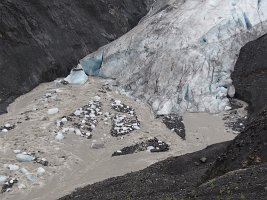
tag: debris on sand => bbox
[162,115,185,140]
[112,137,169,156]
[0,123,16,132]
[111,100,135,116]
[1,178,18,193]
[111,114,140,137]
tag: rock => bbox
[55,132,64,141]
[1,178,18,193]
[36,167,46,177]
[35,158,48,166]
[16,154,34,162]
[227,85,236,98]
[48,108,59,115]
[200,157,207,163]
[91,141,104,149]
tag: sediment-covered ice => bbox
[75,0,267,114]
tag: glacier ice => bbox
[81,53,103,76]
[64,65,88,85]
[75,0,267,114]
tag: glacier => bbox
[70,0,267,114]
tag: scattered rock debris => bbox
[111,115,140,137]
[223,98,248,134]
[162,115,185,140]
[56,97,103,140]
[111,100,135,116]
[1,178,18,193]
[0,123,16,133]
[112,137,169,156]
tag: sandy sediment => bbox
[0,77,241,200]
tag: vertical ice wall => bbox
[76,0,267,114]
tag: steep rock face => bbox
[0,0,149,113]
[204,33,267,180]
[232,34,267,115]
[81,0,267,114]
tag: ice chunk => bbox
[61,118,68,123]
[74,110,82,116]
[4,124,11,128]
[13,150,21,154]
[93,96,101,101]
[75,129,82,136]
[48,108,59,115]
[146,146,155,152]
[18,184,26,189]
[21,168,37,182]
[64,66,88,85]
[7,164,19,171]
[55,132,64,141]
[1,129,8,133]
[16,154,34,162]
[0,175,8,184]
[36,167,45,177]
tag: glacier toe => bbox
[64,65,88,85]
[76,0,267,114]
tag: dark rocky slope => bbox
[232,34,267,115]
[0,0,149,114]
[59,35,267,200]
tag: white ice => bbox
[78,0,267,114]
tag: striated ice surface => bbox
[75,0,267,114]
